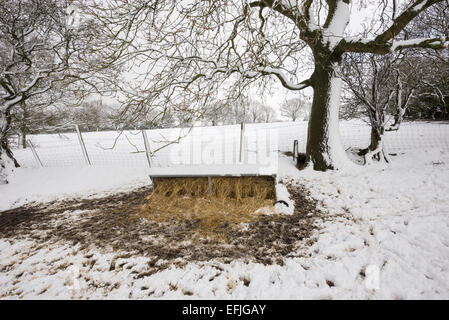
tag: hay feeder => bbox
[144,164,289,214]
[138,165,294,239]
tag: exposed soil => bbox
[0,182,325,273]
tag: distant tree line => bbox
[10,95,282,148]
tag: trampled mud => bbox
[0,183,324,273]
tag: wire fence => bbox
[11,120,449,169]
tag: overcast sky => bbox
[97,1,407,121]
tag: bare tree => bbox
[8,84,75,149]
[202,99,227,126]
[281,96,309,121]
[69,100,118,131]
[11,100,64,149]
[248,100,265,123]
[342,52,419,163]
[244,98,276,123]
[0,0,110,183]
[260,104,277,123]
[202,94,276,125]
[387,65,417,131]
[341,1,448,164]
[0,0,92,183]
[88,0,448,170]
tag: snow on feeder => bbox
[136,125,294,239]
[138,164,292,239]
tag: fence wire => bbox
[11,121,449,169]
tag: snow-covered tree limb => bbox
[339,0,448,54]
[0,0,96,182]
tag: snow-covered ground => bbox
[11,120,449,169]
[280,149,449,299]
[1,146,448,299]
[0,166,150,211]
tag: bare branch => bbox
[339,0,448,53]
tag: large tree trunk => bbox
[0,109,20,184]
[20,126,28,149]
[368,127,383,152]
[20,103,29,149]
[0,146,17,184]
[305,54,352,171]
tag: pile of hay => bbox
[136,176,276,240]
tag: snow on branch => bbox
[322,0,351,50]
[256,67,312,90]
[338,0,447,54]
[390,38,449,51]
[179,64,311,92]
[342,36,448,54]
[374,0,442,44]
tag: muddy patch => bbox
[0,183,324,273]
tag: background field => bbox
[12,120,449,168]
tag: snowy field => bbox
[11,120,449,169]
[0,121,449,299]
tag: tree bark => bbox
[20,126,28,149]
[0,108,20,183]
[368,127,382,152]
[306,51,351,170]
[20,103,29,149]
[359,127,382,152]
[358,126,389,163]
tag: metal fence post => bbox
[207,176,213,197]
[141,129,152,168]
[75,124,91,165]
[27,139,43,167]
[239,122,244,163]
[293,139,298,161]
